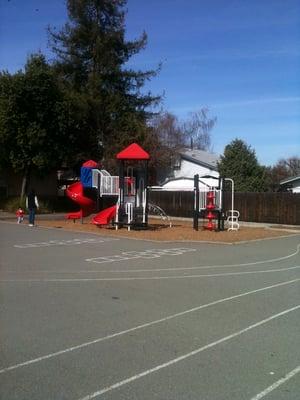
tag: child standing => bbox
[16,207,24,224]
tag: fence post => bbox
[193,174,199,231]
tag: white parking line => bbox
[0,278,299,375]
[1,265,300,282]
[249,365,300,400]
[77,305,300,400]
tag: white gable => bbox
[173,158,219,180]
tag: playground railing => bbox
[226,210,240,231]
[199,188,222,210]
[100,176,119,196]
[92,169,111,189]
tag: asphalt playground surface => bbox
[0,221,299,400]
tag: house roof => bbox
[161,177,219,190]
[280,175,300,185]
[180,149,219,170]
[116,143,150,160]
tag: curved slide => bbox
[92,205,116,226]
[65,182,95,219]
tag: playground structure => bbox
[66,143,151,230]
[65,160,98,220]
[114,143,149,229]
[192,174,239,231]
[193,174,224,231]
[65,143,239,231]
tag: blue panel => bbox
[81,167,92,188]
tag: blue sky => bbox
[1,0,299,166]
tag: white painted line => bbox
[4,244,299,274]
[91,243,300,273]
[77,304,300,400]
[0,278,299,375]
[1,265,300,282]
[5,244,300,274]
[249,365,300,400]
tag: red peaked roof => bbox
[82,160,98,168]
[116,143,150,160]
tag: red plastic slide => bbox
[65,182,95,219]
[92,205,116,226]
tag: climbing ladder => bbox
[227,210,240,231]
[148,203,172,227]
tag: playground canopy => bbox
[116,143,150,160]
[82,160,98,168]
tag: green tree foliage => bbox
[0,54,71,197]
[48,0,160,163]
[218,139,268,192]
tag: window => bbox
[172,156,181,170]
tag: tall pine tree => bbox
[49,0,160,163]
[218,139,268,192]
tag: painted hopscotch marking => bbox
[86,247,196,264]
[95,243,300,273]
[6,244,299,274]
[14,237,119,249]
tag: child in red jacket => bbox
[16,207,24,224]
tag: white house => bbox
[172,149,219,179]
[157,149,220,190]
[280,176,300,193]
